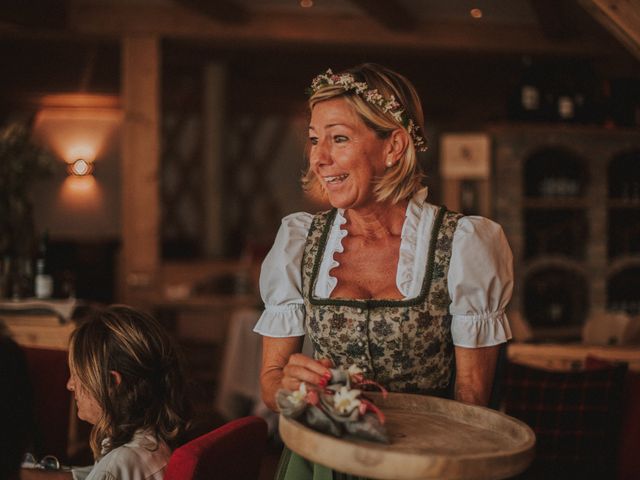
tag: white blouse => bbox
[254,188,513,348]
[72,430,171,480]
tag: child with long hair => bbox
[22,305,191,480]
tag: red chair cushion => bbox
[23,347,71,461]
[165,416,268,480]
[0,336,34,478]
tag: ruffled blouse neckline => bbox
[314,188,430,299]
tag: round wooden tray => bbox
[279,392,535,480]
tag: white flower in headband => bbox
[309,69,428,152]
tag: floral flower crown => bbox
[309,69,428,152]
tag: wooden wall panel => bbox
[120,36,160,302]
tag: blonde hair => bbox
[302,63,426,205]
[69,306,190,458]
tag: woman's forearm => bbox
[260,336,303,411]
[453,345,500,407]
[260,364,285,411]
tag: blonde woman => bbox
[22,306,190,480]
[254,63,514,479]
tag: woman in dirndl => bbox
[254,63,513,480]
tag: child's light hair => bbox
[69,305,190,458]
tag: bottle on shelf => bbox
[572,79,591,124]
[567,62,595,124]
[556,75,577,123]
[0,255,10,299]
[509,56,543,122]
[598,79,616,128]
[12,257,33,299]
[34,231,53,299]
[557,95,575,122]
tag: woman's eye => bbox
[309,137,318,145]
[334,135,348,143]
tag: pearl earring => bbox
[386,159,393,167]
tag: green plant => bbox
[0,120,54,257]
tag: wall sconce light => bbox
[67,158,94,176]
[33,93,121,174]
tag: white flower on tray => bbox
[287,382,308,406]
[333,386,362,415]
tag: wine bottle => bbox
[518,56,542,121]
[34,231,53,299]
[556,76,576,123]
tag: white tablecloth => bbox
[215,306,314,435]
[215,307,278,433]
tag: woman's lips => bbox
[324,174,349,185]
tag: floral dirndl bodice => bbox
[301,206,462,396]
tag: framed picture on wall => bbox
[440,132,492,217]
[440,133,491,179]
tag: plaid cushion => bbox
[504,361,627,479]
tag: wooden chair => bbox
[165,416,268,480]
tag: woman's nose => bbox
[311,139,331,166]
[67,376,74,391]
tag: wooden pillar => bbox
[588,148,608,312]
[202,62,226,257]
[119,36,160,303]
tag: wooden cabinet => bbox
[491,125,640,340]
[0,299,78,349]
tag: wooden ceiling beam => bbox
[64,4,615,57]
[529,0,580,40]
[578,0,640,60]
[0,0,67,29]
[347,0,417,32]
[173,0,249,25]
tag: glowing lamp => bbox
[67,158,94,176]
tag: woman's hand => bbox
[282,353,332,392]
[260,336,332,411]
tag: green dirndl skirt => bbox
[275,446,370,480]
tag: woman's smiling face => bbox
[308,97,389,210]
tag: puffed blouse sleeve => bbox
[253,212,313,337]
[448,216,514,347]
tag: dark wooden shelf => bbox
[494,127,640,342]
[608,257,640,271]
[487,123,640,136]
[523,257,586,276]
[523,197,587,209]
[607,200,640,209]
